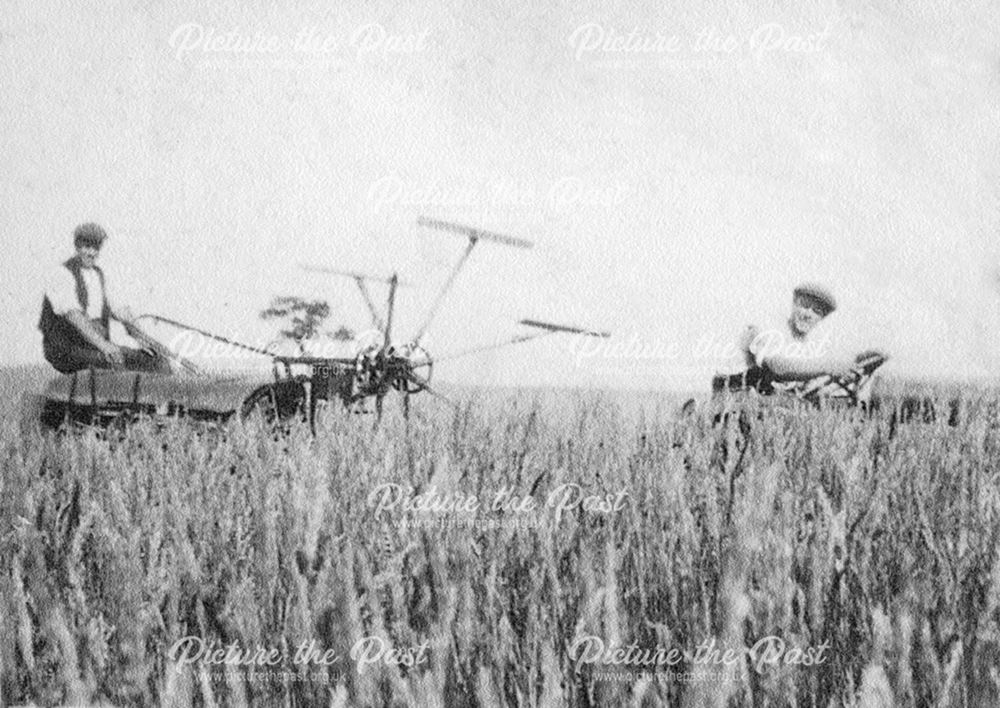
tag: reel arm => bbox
[298,264,415,332]
[412,217,534,344]
[436,318,610,362]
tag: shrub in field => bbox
[1,386,999,706]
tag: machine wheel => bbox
[396,343,433,394]
[240,381,307,424]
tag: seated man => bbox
[39,223,171,374]
[714,283,886,405]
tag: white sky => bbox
[3,0,1000,390]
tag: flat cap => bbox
[793,282,836,314]
[73,222,107,247]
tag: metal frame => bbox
[41,217,612,429]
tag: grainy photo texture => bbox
[3,0,1000,706]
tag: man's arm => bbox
[107,303,189,374]
[107,298,136,326]
[47,268,124,364]
[749,327,858,381]
[738,325,759,368]
[109,301,151,343]
[63,310,124,365]
[762,353,857,382]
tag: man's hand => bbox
[114,306,139,331]
[101,343,125,367]
[65,310,125,365]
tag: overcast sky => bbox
[3,0,999,389]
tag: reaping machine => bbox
[31,217,611,429]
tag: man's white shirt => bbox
[747,321,833,370]
[746,316,857,399]
[46,265,111,319]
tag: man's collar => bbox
[67,255,97,270]
[786,317,808,341]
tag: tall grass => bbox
[2,379,999,706]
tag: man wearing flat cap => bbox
[38,223,170,374]
[719,282,886,402]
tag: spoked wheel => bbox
[395,343,433,394]
[240,381,308,425]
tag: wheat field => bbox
[2,370,999,707]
